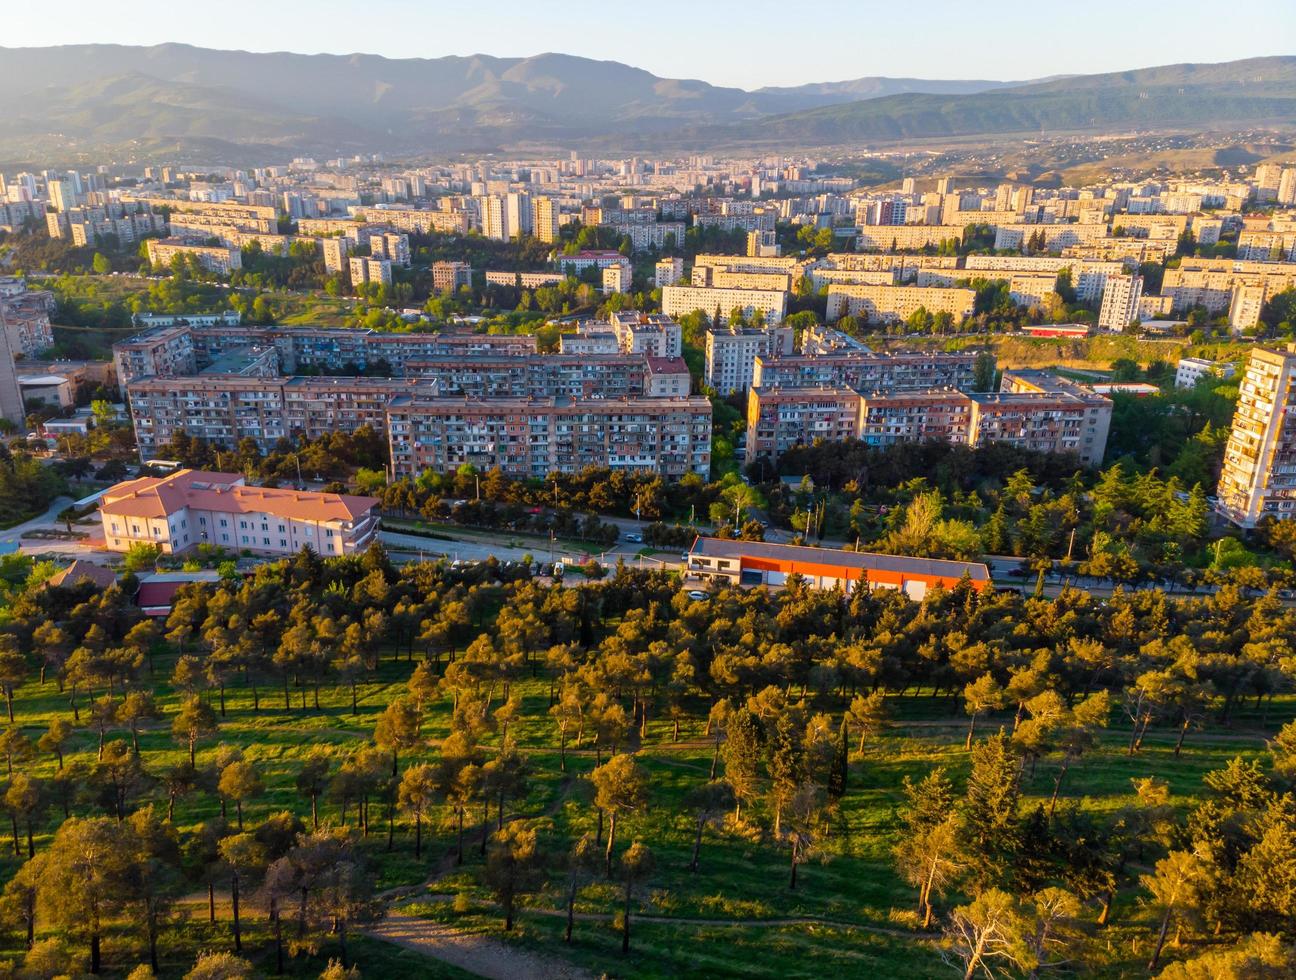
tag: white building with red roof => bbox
[98,469,380,557]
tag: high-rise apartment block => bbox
[1097,274,1143,331]
[432,261,473,293]
[1218,346,1296,527]
[349,257,393,287]
[705,326,795,394]
[532,196,560,243]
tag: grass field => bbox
[0,613,1284,979]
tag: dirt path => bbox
[364,910,595,980]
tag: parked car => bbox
[624,532,643,543]
[686,589,709,601]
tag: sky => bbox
[6,0,1295,90]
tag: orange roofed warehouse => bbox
[686,536,991,600]
[99,469,380,557]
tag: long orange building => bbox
[686,537,990,599]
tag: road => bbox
[0,496,74,546]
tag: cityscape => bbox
[0,5,1295,977]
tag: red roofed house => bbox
[98,469,380,557]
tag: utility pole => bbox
[1065,527,1076,563]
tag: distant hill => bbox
[0,45,1291,160]
[746,57,1296,142]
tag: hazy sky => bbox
[7,0,1294,89]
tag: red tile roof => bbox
[100,469,378,524]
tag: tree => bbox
[296,751,331,829]
[374,696,422,776]
[1156,932,1296,979]
[218,760,264,831]
[484,823,540,931]
[942,888,1025,980]
[0,636,29,723]
[686,780,735,873]
[217,833,266,955]
[846,690,888,754]
[172,696,217,765]
[564,832,600,943]
[960,732,1021,891]
[720,707,762,820]
[1142,849,1208,971]
[963,673,1006,750]
[38,717,74,770]
[29,816,135,973]
[397,763,437,858]
[183,951,255,980]
[118,691,160,757]
[591,753,648,876]
[92,253,112,275]
[4,774,44,859]
[619,841,654,955]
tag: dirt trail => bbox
[364,910,595,980]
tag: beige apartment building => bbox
[386,395,713,479]
[99,469,379,557]
[745,387,864,468]
[661,285,788,325]
[826,283,976,325]
[146,239,242,275]
[705,326,795,394]
[1218,346,1296,527]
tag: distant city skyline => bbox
[5,0,1294,91]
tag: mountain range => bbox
[0,44,1293,160]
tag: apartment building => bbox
[146,239,242,275]
[644,357,692,397]
[826,283,976,325]
[321,237,353,273]
[532,196,560,243]
[432,261,473,293]
[0,312,26,427]
[349,257,392,287]
[752,350,979,393]
[661,285,788,325]
[857,390,974,448]
[691,267,793,292]
[655,257,684,287]
[1218,346,1296,527]
[99,469,379,557]
[997,370,1113,466]
[1097,274,1143,331]
[370,233,411,266]
[855,225,965,251]
[385,395,713,479]
[404,353,651,399]
[609,312,682,358]
[125,376,431,457]
[355,207,469,236]
[0,283,55,356]
[745,387,865,467]
[705,327,795,394]
[992,224,1109,251]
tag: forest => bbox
[0,541,1291,977]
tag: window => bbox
[241,535,248,544]
[220,519,228,528]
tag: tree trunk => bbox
[565,880,577,942]
[479,799,489,856]
[311,793,318,829]
[271,897,284,974]
[1097,889,1113,926]
[456,808,464,865]
[414,812,422,857]
[1148,909,1172,971]
[231,871,242,952]
[710,740,720,779]
[1174,716,1190,757]
[90,931,101,975]
[789,841,798,890]
[559,728,567,772]
[621,872,632,954]
[965,713,977,750]
[8,813,17,856]
[1047,759,1071,818]
[236,799,244,831]
[690,815,705,872]
[208,881,215,923]
[339,917,348,968]
[605,811,618,877]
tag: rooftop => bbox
[99,469,378,523]
[689,537,990,582]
